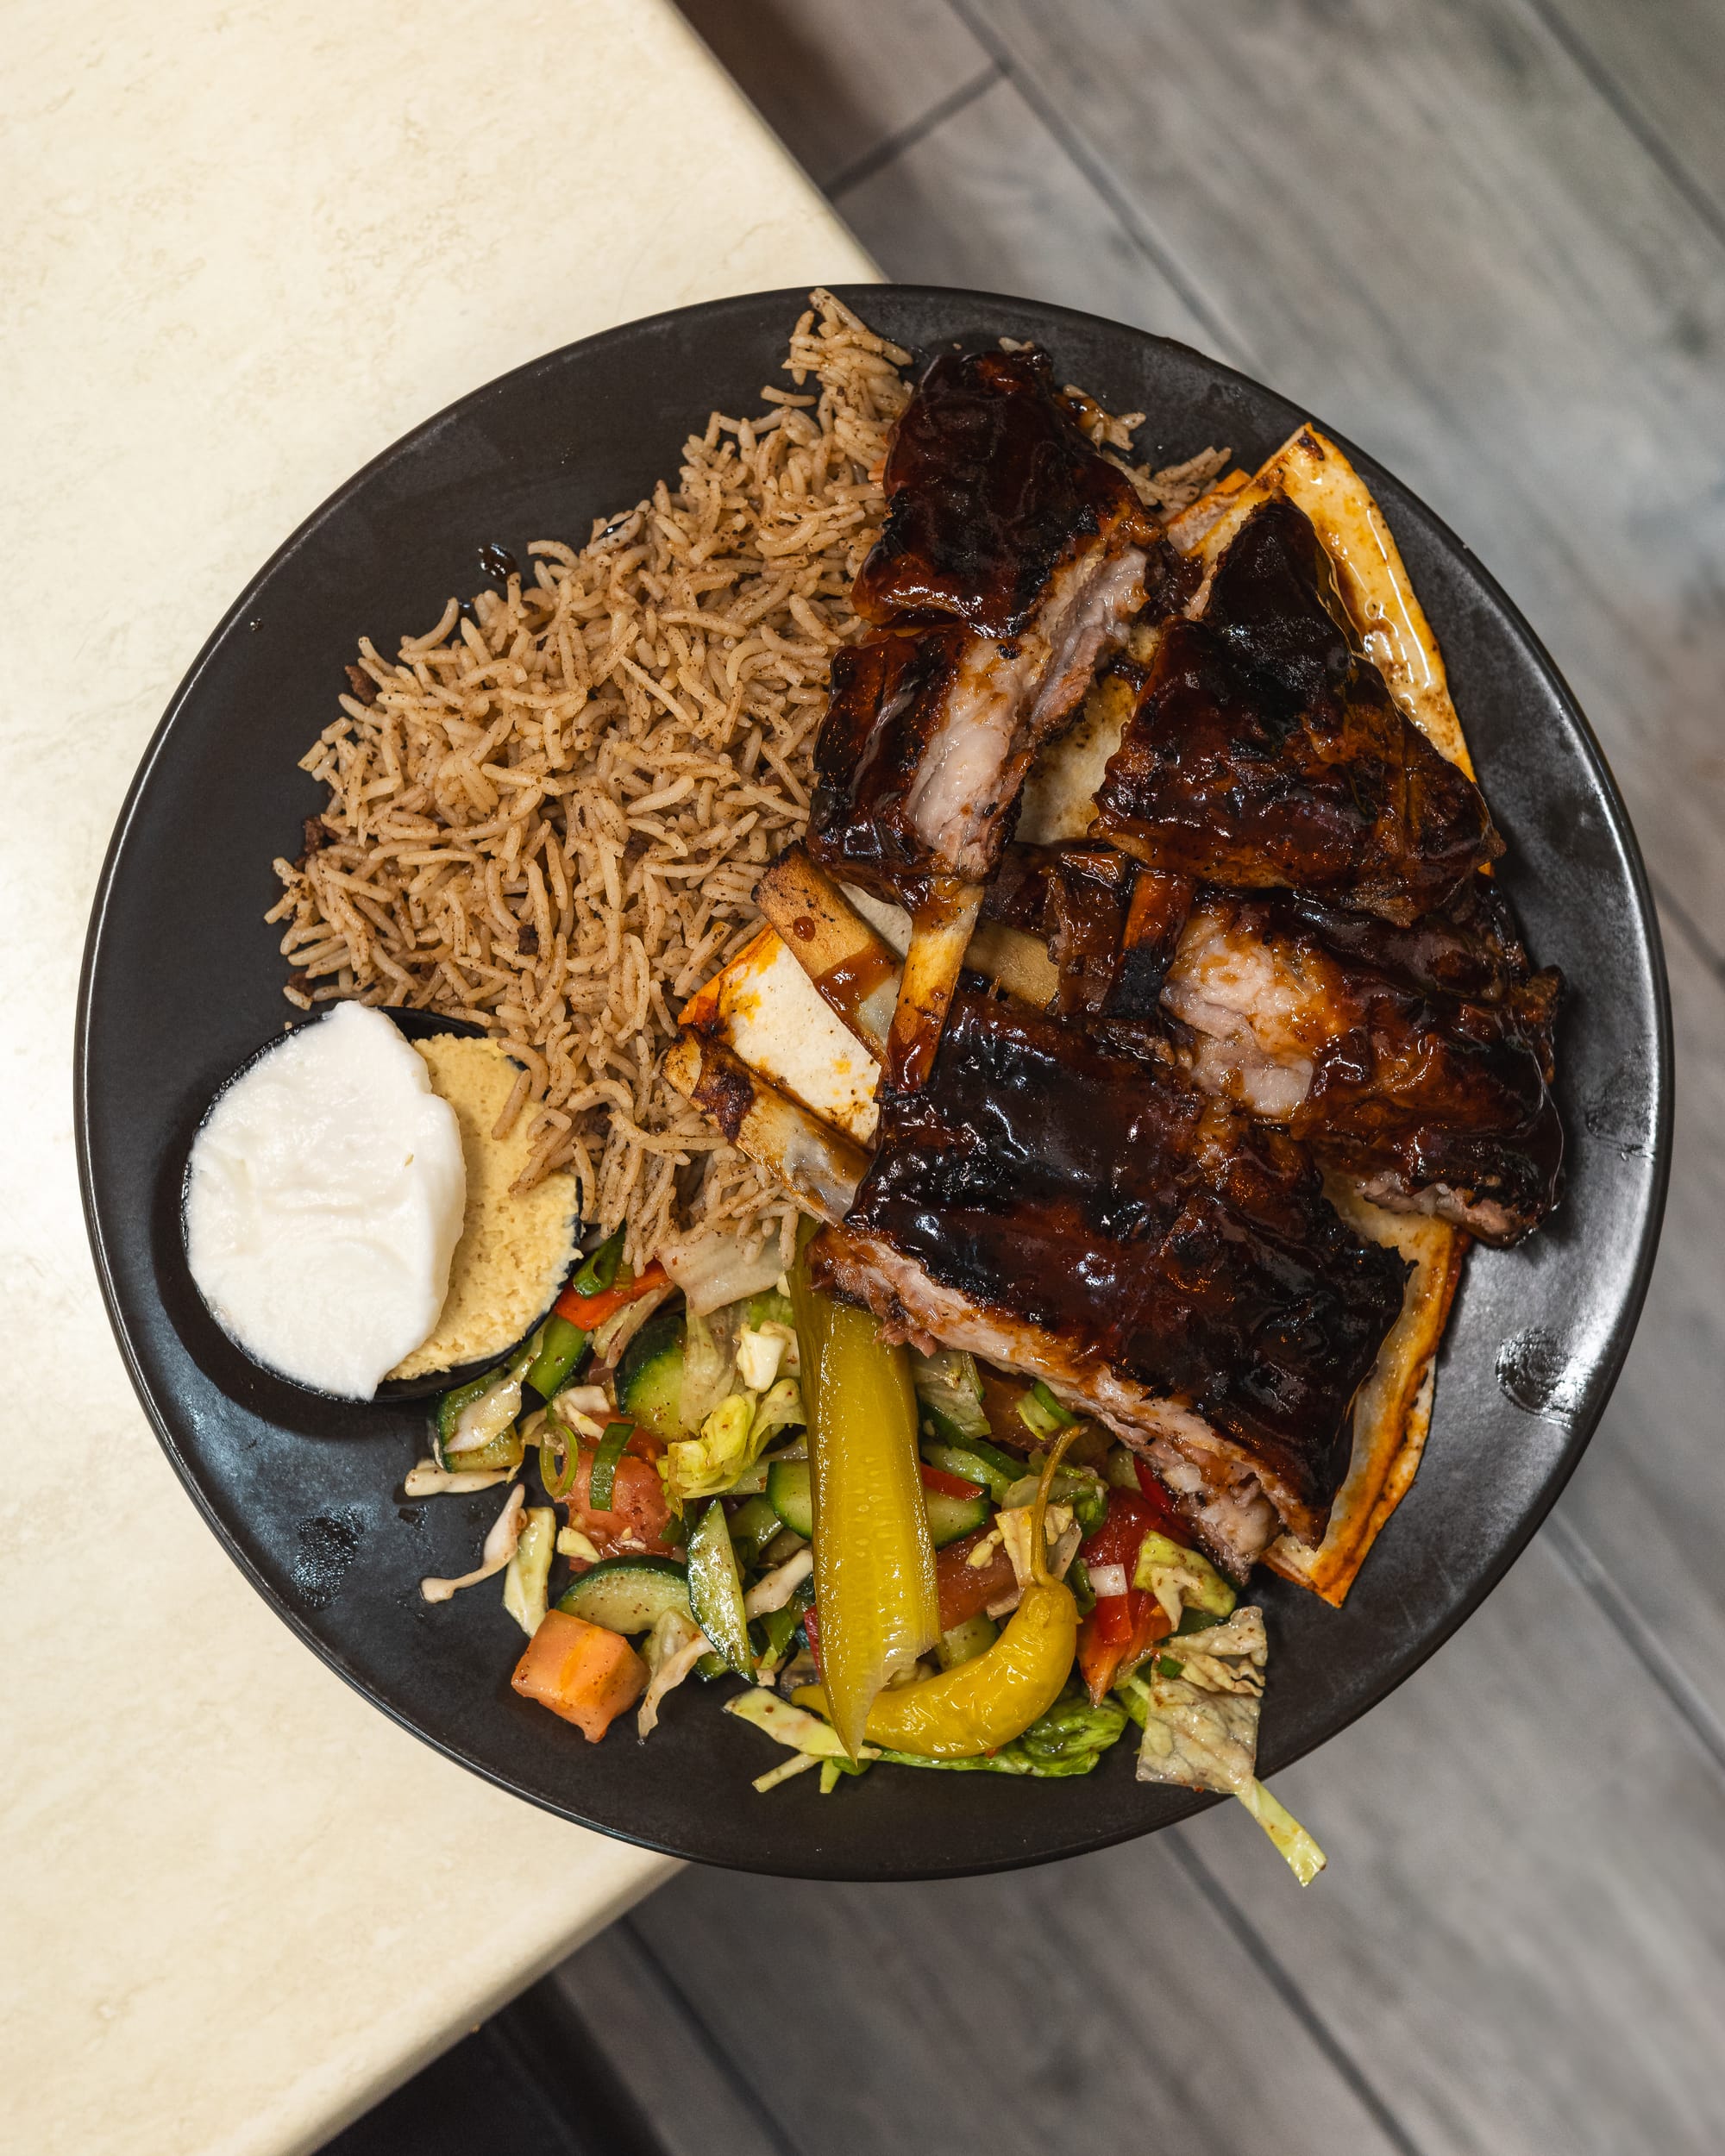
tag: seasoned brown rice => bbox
[267,292,1225,1274]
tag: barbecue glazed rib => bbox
[1162,878,1564,1244]
[985,837,1564,1244]
[983,842,1191,1023]
[1094,494,1502,924]
[810,990,1409,1577]
[813,349,1194,893]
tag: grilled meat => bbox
[810,989,1409,1575]
[812,349,1195,893]
[1095,493,1502,924]
[1163,877,1564,1244]
[984,842,1192,1022]
[854,347,1160,642]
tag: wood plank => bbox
[1534,0,1725,226]
[836,72,1219,351]
[621,1831,1410,2155]
[574,1526,1725,2153]
[1195,1531,1725,2153]
[549,1918,792,2156]
[672,0,992,191]
[1552,913,1725,1734]
[967,0,1725,962]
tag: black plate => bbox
[77,287,1671,1879]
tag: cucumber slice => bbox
[923,1486,992,1549]
[556,1554,690,1635]
[687,1501,754,1677]
[937,1612,998,1670]
[616,1308,692,1438]
[920,1437,1017,1504]
[727,1493,784,1569]
[442,1424,524,1474]
[524,1313,588,1402]
[769,1456,985,1549]
[766,1459,813,1540]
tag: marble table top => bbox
[0,3,873,2148]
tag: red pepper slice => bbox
[919,1462,985,1500]
[1131,1456,1195,1548]
[1077,1588,1170,1704]
[555,1260,668,1332]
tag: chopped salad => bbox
[416,1222,1325,1884]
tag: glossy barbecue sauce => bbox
[806,630,967,909]
[1243,881,1565,1242]
[852,348,1153,636]
[1095,494,1502,924]
[846,990,1408,1519]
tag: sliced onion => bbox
[1088,1562,1130,1600]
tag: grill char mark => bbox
[1095,494,1501,924]
[854,347,1149,636]
[827,989,1408,1544]
[1164,875,1565,1244]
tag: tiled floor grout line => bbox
[938,0,1251,364]
[826,59,1004,202]
[1515,0,1725,260]
[1168,1833,1427,2156]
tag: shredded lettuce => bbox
[726,1688,866,1760]
[1132,1530,1237,1631]
[910,1346,991,1441]
[1000,1463,1107,1535]
[1237,1777,1327,1884]
[1133,1604,1266,1796]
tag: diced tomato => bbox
[1077,1589,1170,1703]
[935,1525,1017,1633]
[975,1364,1038,1445]
[919,1462,985,1500]
[802,1600,822,1675]
[511,1609,647,1740]
[566,1432,674,1558]
[555,1261,669,1332]
[1082,1487,1156,1570]
[1131,1456,1195,1547]
[1076,1485,1178,1701]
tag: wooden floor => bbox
[543,4,1725,2148]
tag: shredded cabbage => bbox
[910,1346,990,1440]
[1132,1605,1266,1797]
[637,1608,708,1739]
[502,1507,555,1636]
[662,1376,806,1507]
[680,1302,741,1428]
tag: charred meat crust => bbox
[853,347,1156,636]
[1167,876,1565,1244]
[806,629,969,909]
[1095,494,1502,924]
[984,842,1195,1020]
[810,1219,1281,1579]
[831,989,1408,1540]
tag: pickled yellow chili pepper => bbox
[797,1434,1079,1759]
[787,1228,939,1759]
